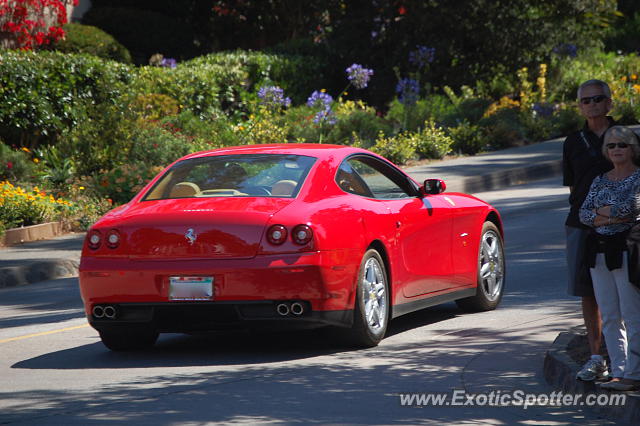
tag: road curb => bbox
[455,159,562,193]
[0,259,79,288]
[544,330,640,423]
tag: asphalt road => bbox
[0,177,621,425]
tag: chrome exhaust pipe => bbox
[290,302,304,316]
[103,305,117,319]
[276,303,290,316]
[92,305,104,318]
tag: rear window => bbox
[143,154,316,200]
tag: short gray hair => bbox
[577,79,612,99]
[602,125,640,161]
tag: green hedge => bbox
[185,50,327,105]
[0,50,132,148]
[52,23,132,64]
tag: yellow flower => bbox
[633,84,640,94]
[320,88,326,93]
[622,76,628,82]
[21,147,30,153]
[79,186,85,190]
[632,74,638,81]
[33,158,39,163]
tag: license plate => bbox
[169,276,214,301]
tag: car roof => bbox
[181,144,370,162]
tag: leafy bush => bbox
[0,144,39,184]
[184,50,327,106]
[549,106,583,137]
[414,120,454,159]
[322,101,392,147]
[448,121,488,155]
[126,125,207,166]
[132,63,246,118]
[161,111,239,147]
[0,50,132,149]
[479,108,527,149]
[130,93,180,121]
[0,181,74,228]
[84,163,165,206]
[386,95,457,131]
[370,132,416,165]
[51,23,132,63]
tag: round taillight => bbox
[267,225,288,245]
[88,230,101,250]
[292,224,313,245]
[106,230,120,249]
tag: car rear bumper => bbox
[80,250,360,330]
[88,301,353,333]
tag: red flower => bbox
[6,161,13,170]
[398,5,407,15]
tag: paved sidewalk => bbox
[0,233,83,288]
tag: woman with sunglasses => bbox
[580,125,640,391]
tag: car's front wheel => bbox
[98,328,159,351]
[345,249,390,347]
[456,221,505,312]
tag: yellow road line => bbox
[0,324,90,344]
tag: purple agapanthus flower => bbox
[257,85,291,109]
[306,90,333,109]
[313,108,337,125]
[160,58,177,68]
[396,78,420,105]
[409,45,435,69]
[307,90,336,125]
[346,64,374,89]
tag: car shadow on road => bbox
[11,303,465,371]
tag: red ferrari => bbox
[79,144,505,350]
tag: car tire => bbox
[344,249,390,347]
[98,328,159,351]
[456,221,505,312]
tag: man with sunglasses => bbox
[562,79,615,382]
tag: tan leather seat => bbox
[170,182,200,198]
[271,180,297,197]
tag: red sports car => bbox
[79,144,505,350]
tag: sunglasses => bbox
[580,95,608,105]
[606,142,630,149]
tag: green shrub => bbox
[0,143,39,184]
[132,63,246,118]
[370,131,416,165]
[130,93,180,121]
[0,181,74,228]
[386,95,457,132]
[448,121,488,155]
[52,23,132,64]
[414,120,454,160]
[126,125,208,167]
[161,111,239,147]
[549,106,583,138]
[612,101,640,125]
[321,101,392,147]
[85,163,166,206]
[479,108,527,149]
[186,50,327,105]
[0,50,132,149]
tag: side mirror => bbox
[422,179,446,195]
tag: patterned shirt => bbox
[580,169,640,235]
